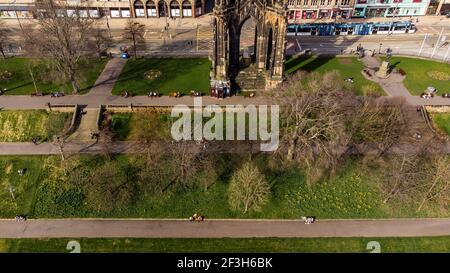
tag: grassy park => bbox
[0,154,447,219]
[385,57,450,96]
[285,56,385,96]
[112,58,211,96]
[0,110,70,142]
[431,113,450,136]
[2,237,450,253]
[0,57,108,95]
[109,111,172,141]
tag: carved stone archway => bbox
[211,0,287,90]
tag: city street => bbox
[2,15,449,61]
[285,29,450,62]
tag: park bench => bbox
[190,90,202,97]
[244,92,256,98]
[169,91,181,98]
[121,91,133,98]
[147,91,160,98]
[31,92,44,97]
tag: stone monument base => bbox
[375,61,390,79]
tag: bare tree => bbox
[417,156,450,211]
[228,161,270,213]
[348,97,408,155]
[53,135,66,161]
[0,21,8,59]
[90,27,111,57]
[165,139,210,189]
[99,118,114,161]
[380,145,450,212]
[123,20,145,58]
[29,0,93,94]
[83,161,138,212]
[27,59,40,94]
[274,71,353,184]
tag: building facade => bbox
[352,0,431,18]
[286,0,431,20]
[435,0,450,14]
[287,0,355,20]
[0,0,208,19]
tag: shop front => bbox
[352,7,366,17]
[366,6,389,17]
[318,9,331,19]
[302,10,317,19]
[340,8,353,18]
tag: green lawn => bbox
[0,156,44,217]
[0,155,446,219]
[0,57,108,95]
[0,110,70,142]
[385,57,450,96]
[109,111,172,141]
[112,58,211,96]
[1,237,450,253]
[285,56,385,96]
[431,113,450,136]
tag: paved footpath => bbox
[1,218,450,238]
[1,141,449,155]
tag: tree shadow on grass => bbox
[389,61,401,70]
[4,82,33,93]
[285,55,332,75]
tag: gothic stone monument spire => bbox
[211,0,288,91]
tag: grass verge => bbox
[285,56,385,96]
[1,237,450,253]
[112,58,211,96]
[0,57,108,95]
[0,110,70,142]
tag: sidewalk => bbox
[1,218,450,238]
[1,141,449,155]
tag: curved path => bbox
[1,218,450,238]
[361,55,450,106]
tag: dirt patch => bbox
[4,163,13,174]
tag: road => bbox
[3,16,450,61]
[1,218,450,238]
[285,31,450,62]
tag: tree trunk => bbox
[59,145,65,161]
[133,35,137,58]
[28,66,39,93]
[0,46,5,59]
[70,73,80,94]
